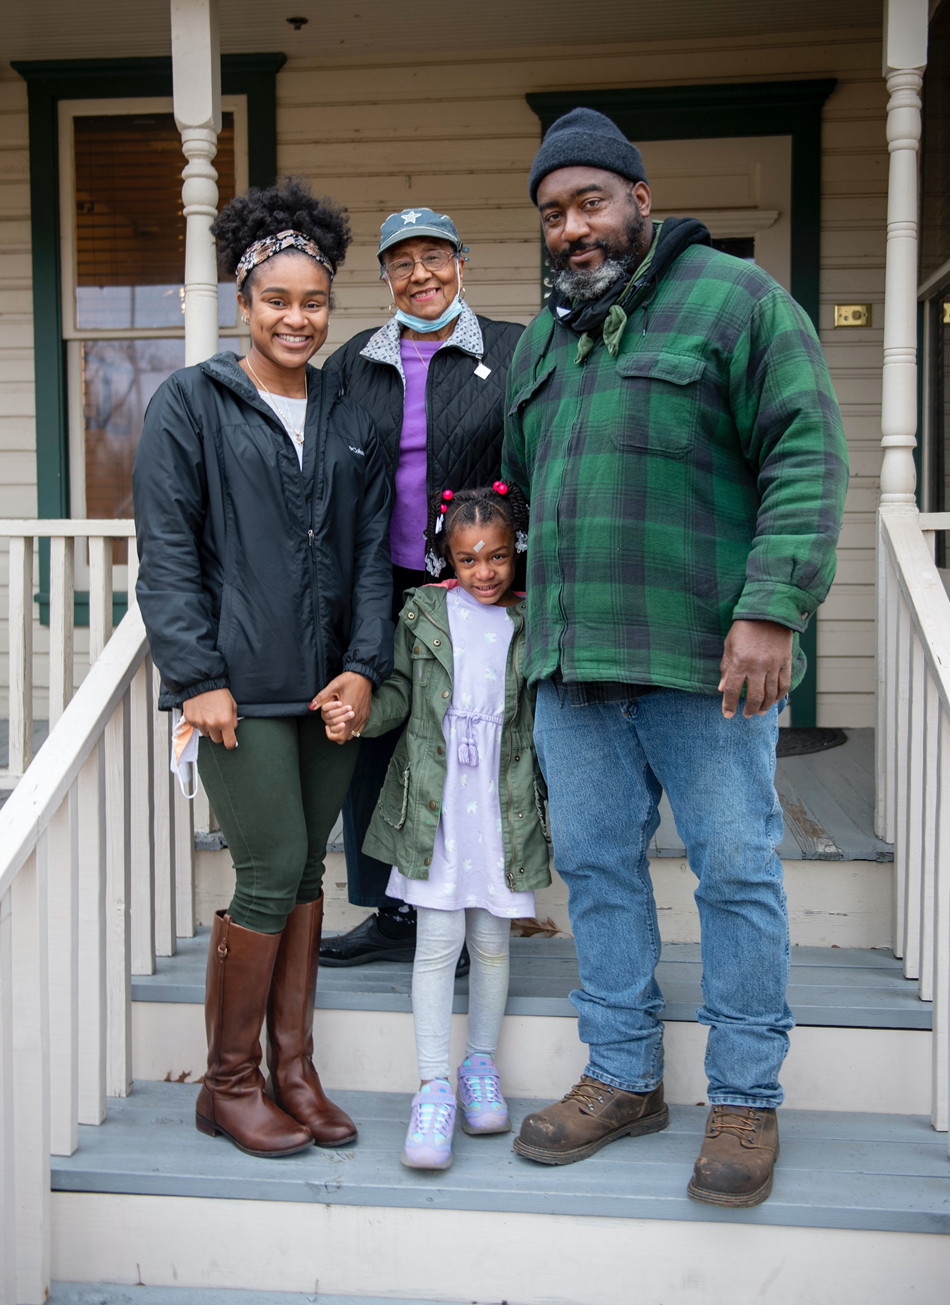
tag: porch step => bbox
[51,1081,949,1236]
[49,1288,461,1305]
[133,932,929,1030]
[129,934,933,1115]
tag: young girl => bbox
[319,483,551,1170]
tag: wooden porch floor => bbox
[1,724,893,863]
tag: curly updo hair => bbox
[211,176,351,296]
[423,483,530,579]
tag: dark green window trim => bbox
[525,79,837,727]
[12,53,286,625]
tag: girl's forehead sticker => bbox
[472,540,485,553]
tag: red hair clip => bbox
[442,489,453,502]
[493,481,508,495]
[439,503,448,514]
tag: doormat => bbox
[777,727,847,758]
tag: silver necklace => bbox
[245,358,307,444]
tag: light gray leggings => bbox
[413,906,511,1082]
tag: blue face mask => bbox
[394,294,463,335]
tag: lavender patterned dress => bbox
[385,585,536,918]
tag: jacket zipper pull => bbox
[308,529,314,547]
[507,871,515,890]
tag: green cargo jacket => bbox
[361,581,552,893]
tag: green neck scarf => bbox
[574,222,663,365]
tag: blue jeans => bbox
[534,680,792,1108]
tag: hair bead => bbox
[442,490,453,501]
[492,481,508,495]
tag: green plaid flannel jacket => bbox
[502,237,849,694]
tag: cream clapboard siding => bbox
[0,69,37,719]
[0,27,887,724]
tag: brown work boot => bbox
[687,1105,779,1207]
[265,897,357,1148]
[196,910,313,1158]
[513,1076,668,1165]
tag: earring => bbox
[241,314,249,324]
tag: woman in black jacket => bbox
[133,180,392,1159]
[318,206,524,969]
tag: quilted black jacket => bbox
[322,304,524,495]
[132,351,394,714]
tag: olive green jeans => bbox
[197,716,359,934]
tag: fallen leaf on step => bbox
[510,916,560,938]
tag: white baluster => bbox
[0,886,15,1305]
[875,521,895,840]
[172,0,221,366]
[49,535,75,726]
[894,595,912,959]
[933,709,950,1136]
[47,788,79,1157]
[152,662,177,958]
[77,740,107,1125]
[902,633,925,978]
[175,785,196,938]
[130,658,156,976]
[919,673,941,1004]
[104,693,132,1098]
[88,536,113,664]
[8,534,34,777]
[126,530,139,610]
[12,842,51,1305]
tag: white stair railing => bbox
[0,521,193,1305]
[877,506,950,1146]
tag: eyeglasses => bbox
[382,249,458,281]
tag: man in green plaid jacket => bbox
[503,109,849,1207]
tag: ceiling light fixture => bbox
[286,16,309,31]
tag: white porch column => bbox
[879,0,928,504]
[875,1,930,840]
[171,0,221,366]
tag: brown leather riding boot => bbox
[513,1075,668,1165]
[687,1105,780,1207]
[196,910,313,1158]
[265,897,358,1147]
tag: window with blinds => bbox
[74,111,237,328]
[70,110,240,557]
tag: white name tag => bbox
[474,362,492,379]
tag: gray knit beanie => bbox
[528,107,648,205]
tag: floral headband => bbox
[235,229,334,291]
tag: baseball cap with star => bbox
[376,207,467,263]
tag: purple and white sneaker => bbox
[457,1055,511,1135]
[401,1079,457,1170]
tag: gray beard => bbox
[553,255,630,302]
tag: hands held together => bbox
[310,671,373,744]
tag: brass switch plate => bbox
[834,303,872,327]
[943,301,950,325]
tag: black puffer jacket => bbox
[132,352,393,715]
[322,303,524,494]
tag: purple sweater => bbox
[390,338,442,568]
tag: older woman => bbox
[319,207,524,967]
[133,180,393,1157]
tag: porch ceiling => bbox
[4,0,882,65]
